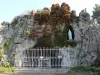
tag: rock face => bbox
[70,9,100,66]
[0,15,37,64]
[0,9,100,68]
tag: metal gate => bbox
[15,48,70,69]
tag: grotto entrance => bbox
[32,44,62,68]
[15,44,64,68]
[14,39,72,74]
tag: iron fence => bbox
[15,48,71,68]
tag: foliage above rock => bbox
[29,2,76,47]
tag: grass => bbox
[71,66,100,75]
[0,66,14,73]
[71,66,100,71]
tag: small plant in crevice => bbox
[4,39,11,51]
[26,31,31,37]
